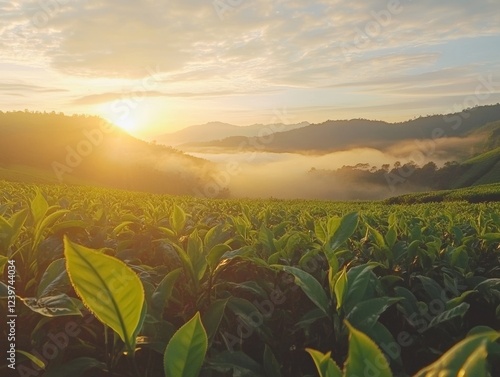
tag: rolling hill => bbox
[384,183,500,204]
[451,147,500,188]
[180,104,500,154]
[155,121,309,146]
[0,111,217,195]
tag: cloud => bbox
[0,81,66,93]
[1,0,500,129]
[71,89,278,105]
[4,0,499,82]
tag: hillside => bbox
[0,111,217,195]
[451,147,500,188]
[156,121,309,146]
[181,104,500,154]
[384,183,500,204]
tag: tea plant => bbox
[0,180,499,376]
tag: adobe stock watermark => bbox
[341,0,411,62]
[15,265,135,376]
[51,65,162,182]
[223,253,335,351]
[6,260,17,371]
[385,73,500,192]
[193,107,296,198]
[11,0,75,40]
[31,0,72,30]
[15,315,95,377]
[375,280,468,376]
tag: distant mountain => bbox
[155,121,309,146]
[181,104,500,154]
[304,119,500,200]
[0,111,218,195]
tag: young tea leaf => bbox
[164,312,208,377]
[306,348,342,377]
[64,237,144,353]
[171,205,186,235]
[344,321,393,377]
[329,212,359,252]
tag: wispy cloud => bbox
[0,81,67,93]
[1,0,500,131]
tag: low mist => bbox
[189,140,463,200]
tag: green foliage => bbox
[274,265,330,316]
[307,322,394,377]
[385,182,500,204]
[414,330,500,376]
[1,180,499,376]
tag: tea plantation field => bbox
[1,180,500,377]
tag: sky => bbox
[1,0,500,139]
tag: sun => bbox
[113,115,137,133]
[98,99,159,137]
[100,108,139,134]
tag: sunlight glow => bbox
[112,115,137,133]
[100,104,142,135]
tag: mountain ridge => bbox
[179,104,500,154]
[155,121,310,146]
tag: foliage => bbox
[1,180,499,376]
[385,183,500,204]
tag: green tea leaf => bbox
[33,209,69,250]
[414,331,499,376]
[203,298,228,344]
[264,345,283,377]
[426,302,470,331]
[30,189,48,226]
[334,268,347,311]
[460,342,489,377]
[22,294,82,317]
[385,227,397,249]
[346,297,401,330]
[344,321,393,377]
[171,205,186,235]
[259,225,277,254]
[306,348,342,377]
[368,225,386,249]
[151,268,182,318]
[44,357,106,377]
[207,351,264,376]
[2,208,28,252]
[171,243,198,292]
[343,264,378,313]
[329,212,359,252]
[37,258,69,298]
[17,350,46,369]
[479,233,500,242]
[164,312,208,377]
[188,229,207,281]
[64,237,144,352]
[275,265,330,316]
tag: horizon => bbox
[1,1,500,138]
[4,102,500,140]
